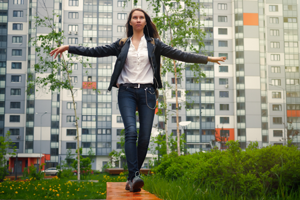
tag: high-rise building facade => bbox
[3,0,300,171]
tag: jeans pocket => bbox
[145,87,156,110]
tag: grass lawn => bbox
[143,175,300,200]
[0,173,127,199]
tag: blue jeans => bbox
[118,85,156,181]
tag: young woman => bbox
[50,8,226,192]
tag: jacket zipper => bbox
[150,40,159,89]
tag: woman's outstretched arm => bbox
[50,40,121,59]
[50,45,69,59]
[159,40,226,65]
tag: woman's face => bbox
[130,11,146,32]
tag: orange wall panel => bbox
[82,82,96,89]
[287,110,300,117]
[215,128,235,142]
[243,13,259,26]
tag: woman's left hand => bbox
[208,56,226,65]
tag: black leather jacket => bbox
[68,35,208,91]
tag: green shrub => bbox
[57,169,73,179]
[28,164,44,180]
[153,141,300,197]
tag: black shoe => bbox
[129,172,144,192]
[125,180,130,190]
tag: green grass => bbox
[143,175,300,200]
[0,173,127,199]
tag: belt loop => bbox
[138,83,140,88]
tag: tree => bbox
[65,148,75,166]
[28,4,90,180]
[145,0,206,155]
[0,131,16,182]
[72,148,92,178]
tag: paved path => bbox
[106,182,161,200]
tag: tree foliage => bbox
[0,131,16,182]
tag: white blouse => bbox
[117,35,154,85]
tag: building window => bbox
[219,66,228,72]
[271,66,280,73]
[171,78,181,84]
[269,5,278,12]
[117,116,123,123]
[82,115,96,121]
[171,116,181,123]
[67,129,76,136]
[12,62,21,69]
[219,53,228,59]
[285,42,298,47]
[218,41,228,47]
[117,13,127,20]
[270,29,279,36]
[117,26,125,32]
[271,79,281,86]
[218,3,227,10]
[285,66,299,72]
[13,11,23,17]
[66,143,76,149]
[97,116,111,122]
[284,17,297,23]
[220,91,229,98]
[11,75,21,82]
[220,104,229,111]
[67,102,76,109]
[219,78,228,85]
[171,103,181,110]
[12,36,22,43]
[68,25,78,32]
[70,76,78,83]
[273,130,283,137]
[270,42,280,48]
[97,129,111,135]
[271,54,280,61]
[286,79,299,85]
[69,63,78,70]
[68,12,79,19]
[68,38,78,44]
[273,117,282,124]
[269,17,279,24]
[69,0,79,6]
[237,116,245,123]
[10,142,19,149]
[66,116,76,122]
[12,23,23,30]
[10,102,20,109]
[202,117,214,122]
[117,0,127,7]
[272,92,281,98]
[13,0,24,4]
[272,104,282,111]
[117,143,122,149]
[11,89,21,95]
[10,115,20,122]
[220,130,229,137]
[218,28,227,35]
[10,129,20,135]
[172,90,181,98]
[12,49,22,56]
[218,16,227,22]
[116,129,124,136]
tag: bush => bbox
[57,169,73,179]
[28,164,44,180]
[153,141,300,197]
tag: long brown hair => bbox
[125,8,160,39]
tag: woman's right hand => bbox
[50,45,69,59]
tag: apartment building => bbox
[2,0,300,172]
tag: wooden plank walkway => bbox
[106,182,161,200]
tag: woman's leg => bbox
[136,87,156,170]
[118,86,139,181]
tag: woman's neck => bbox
[132,30,144,41]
